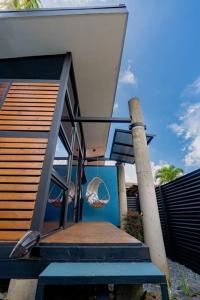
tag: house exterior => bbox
[0,5,169,299]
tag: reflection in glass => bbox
[43,180,64,234]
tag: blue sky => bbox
[42,0,200,179]
[106,0,200,177]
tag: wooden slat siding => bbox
[0,221,31,229]
[0,111,53,116]
[0,115,52,120]
[0,193,37,200]
[0,82,60,241]
[7,94,57,98]
[0,202,35,210]
[0,169,41,176]
[0,211,33,219]
[0,149,46,154]
[0,137,48,143]
[0,176,40,183]
[0,126,51,131]
[0,184,38,192]
[0,162,43,168]
[0,143,47,149]
[10,86,59,91]
[0,155,45,161]
[0,231,27,241]
[6,99,56,103]
[8,90,58,95]
[4,103,55,107]
[0,121,51,126]
[13,82,59,86]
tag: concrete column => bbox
[128,98,169,280]
[7,279,38,300]
[117,162,128,229]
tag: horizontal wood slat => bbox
[0,202,34,210]
[0,148,46,154]
[0,184,38,192]
[7,94,57,99]
[0,81,59,240]
[6,98,56,103]
[0,115,52,120]
[0,220,31,229]
[0,231,27,241]
[0,143,47,149]
[4,102,55,107]
[0,125,50,131]
[0,211,33,219]
[13,82,59,86]
[0,137,48,143]
[0,155,44,161]
[0,169,41,175]
[2,107,54,111]
[0,193,37,200]
[0,162,43,168]
[0,120,51,126]
[10,86,59,91]
[8,90,58,95]
[0,176,40,183]
[0,111,53,116]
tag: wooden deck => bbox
[41,222,141,245]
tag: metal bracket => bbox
[9,230,40,259]
[129,122,146,130]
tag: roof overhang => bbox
[0,6,128,157]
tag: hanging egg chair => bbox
[48,181,75,208]
[67,181,75,204]
[86,177,110,208]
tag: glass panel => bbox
[61,101,73,146]
[115,130,132,146]
[113,144,133,156]
[43,180,64,234]
[53,136,69,181]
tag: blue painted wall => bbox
[44,165,120,227]
[82,166,120,226]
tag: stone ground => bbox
[144,258,200,300]
[1,259,200,299]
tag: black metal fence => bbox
[156,168,200,274]
[126,169,200,274]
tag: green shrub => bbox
[125,210,144,242]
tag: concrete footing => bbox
[7,279,38,300]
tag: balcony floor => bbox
[41,222,141,245]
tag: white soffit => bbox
[0,7,128,157]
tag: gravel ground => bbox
[144,258,200,298]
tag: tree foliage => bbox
[0,0,41,9]
[155,165,184,185]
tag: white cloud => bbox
[183,76,200,96]
[170,102,200,167]
[125,161,168,184]
[113,103,119,112]
[119,65,137,85]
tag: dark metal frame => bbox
[110,129,154,164]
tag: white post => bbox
[128,98,169,280]
[117,162,128,229]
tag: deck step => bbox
[35,262,169,300]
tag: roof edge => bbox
[0,4,128,19]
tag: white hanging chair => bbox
[48,181,75,208]
[86,176,110,208]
